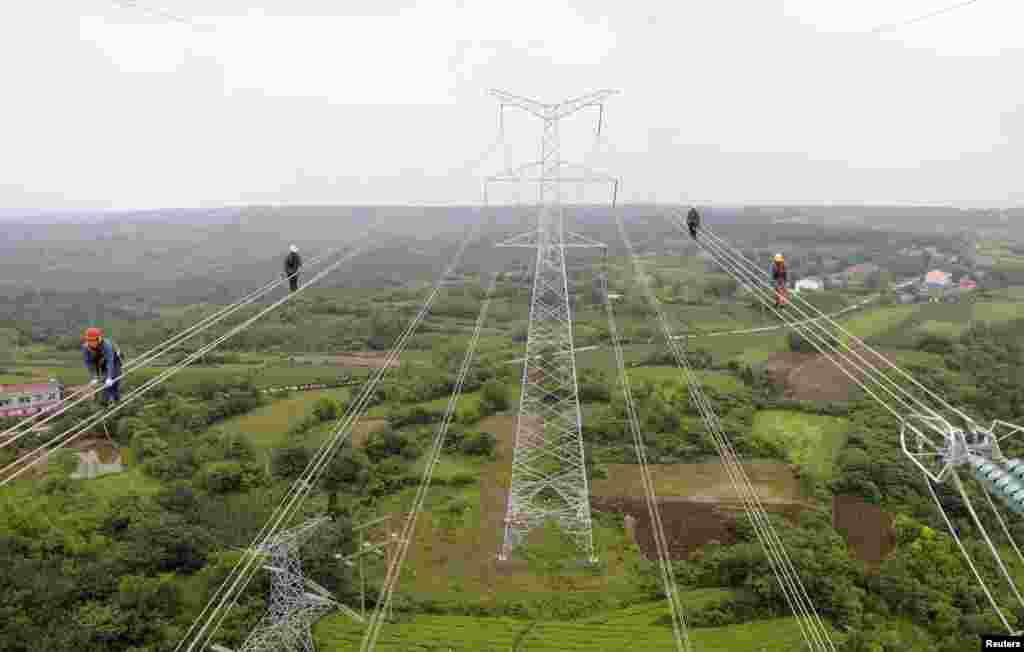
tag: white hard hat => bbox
[289,245,298,253]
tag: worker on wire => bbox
[686,207,700,239]
[82,327,123,404]
[771,253,788,308]
[284,245,302,293]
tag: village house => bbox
[842,263,880,286]
[0,380,62,418]
[923,269,953,290]
[794,277,823,293]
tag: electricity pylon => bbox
[486,89,619,562]
[215,516,363,652]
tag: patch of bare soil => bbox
[833,494,896,569]
[349,419,387,448]
[764,349,861,402]
[70,437,122,464]
[590,459,805,504]
[592,497,804,561]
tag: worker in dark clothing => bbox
[686,207,700,239]
[82,327,123,404]
[771,253,788,308]
[284,245,302,292]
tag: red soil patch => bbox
[764,350,861,402]
[833,494,896,569]
[591,496,804,560]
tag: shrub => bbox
[448,472,476,487]
[479,380,509,415]
[460,431,496,457]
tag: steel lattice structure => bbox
[486,89,618,562]
[218,516,362,652]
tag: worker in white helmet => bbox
[284,245,302,292]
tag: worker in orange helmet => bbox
[82,327,123,404]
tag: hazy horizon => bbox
[1,1,1021,210]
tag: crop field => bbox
[752,410,849,481]
[315,614,810,651]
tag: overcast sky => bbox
[1,0,1021,210]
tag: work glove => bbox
[104,378,114,389]
[89,378,98,386]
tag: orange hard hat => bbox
[84,327,103,343]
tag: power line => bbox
[109,0,216,32]
[870,0,985,33]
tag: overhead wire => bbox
[870,0,985,33]
[0,247,344,449]
[175,221,482,652]
[600,246,692,652]
[0,240,373,486]
[360,273,498,652]
[695,220,973,428]
[677,217,958,448]
[679,214,1024,632]
[615,212,837,652]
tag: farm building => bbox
[794,278,822,293]
[842,263,880,286]
[923,270,952,289]
[0,380,62,419]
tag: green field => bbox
[752,410,849,481]
[973,300,1024,324]
[840,304,918,343]
[2,361,366,391]
[628,366,747,394]
[216,387,351,451]
[315,614,810,651]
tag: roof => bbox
[0,381,60,395]
[844,263,879,275]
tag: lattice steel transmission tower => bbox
[485,89,619,563]
[215,516,363,652]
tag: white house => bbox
[794,278,823,293]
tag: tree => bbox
[312,396,341,422]
[320,447,371,514]
[271,445,312,480]
[460,431,496,457]
[479,380,509,415]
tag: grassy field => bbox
[1,361,367,391]
[590,459,801,503]
[315,614,810,651]
[973,300,1024,324]
[840,304,918,344]
[221,387,352,451]
[628,366,747,395]
[752,410,849,481]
